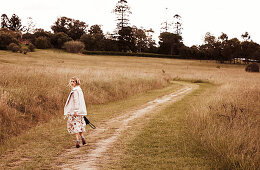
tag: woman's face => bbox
[70,79,76,87]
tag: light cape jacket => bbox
[64,86,87,117]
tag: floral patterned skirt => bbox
[67,115,86,134]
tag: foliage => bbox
[158,32,183,55]
[33,28,52,38]
[252,48,260,61]
[21,46,29,54]
[245,63,259,72]
[240,41,259,64]
[34,36,51,49]
[0,29,19,50]
[132,26,147,52]
[118,26,136,52]
[51,32,72,49]
[7,43,20,52]
[80,25,105,51]
[27,29,52,46]
[22,32,34,41]
[1,14,24,31]
[173,14,183,35]
[102,39,119,51]
[51,16,87,40]
[63,40,85,53]
[197,32,260,63]
[23,17,35,34]
[28,43,36,52]
[113,0,132,30]
[1,14,9,28]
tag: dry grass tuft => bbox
[188,81,260,169]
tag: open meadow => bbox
[0,49,259,169]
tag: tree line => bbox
[0,0,259,63]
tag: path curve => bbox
[60,84,195,170]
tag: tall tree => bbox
[240,32,257,63]
[145,28,157,53]
[1,14,24,31]
[132,26,147,52]
[80,25,105,51]
[241,32,250,41]
[9,14,24,31]
[1,14,9,28]
[173,14,183,35]
[118,26,136,52]
[113,0,132,30]
[161,8,171,32]
[241,41,259,63]
[158,32,183,55]
[51,16,87,40]
[201,32,220,61]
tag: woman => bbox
[64,77,87,148]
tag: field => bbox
[0,49,259,169]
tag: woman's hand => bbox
[73,112,78,116]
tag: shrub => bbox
[28,43,36,52]
[51,32,72,49]
[0,31,19,50]
[23,32,34,40]
[63,40,85,53]
[34,36,51,49]
[245,63,259,72]
[21,46,29,54]
[7,43,20,52]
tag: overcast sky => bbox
[1,0,259,46]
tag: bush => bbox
[7,43,20,52]
[51,32,72,49]
[0,31,19,50]
[28,43,36,52]
[34,36,51,49]
[63,40,85,53]
[21,46,29,54]
[245,63,259,72]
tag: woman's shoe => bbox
[82,138,86,145]
[76,140,80,148]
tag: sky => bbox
[1,0,260,47]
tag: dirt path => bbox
[59,84,196,170]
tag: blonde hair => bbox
[70,77,81,86]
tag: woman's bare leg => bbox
[79,132,84,138]
[75,133,80,148]
[75,133,80,141]
[79,132,86,145]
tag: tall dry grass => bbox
[0,49,259,168]
[0,50,169,143]
[187,73,260,169]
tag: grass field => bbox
[0,49,259,169]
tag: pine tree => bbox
[113,0,132,30]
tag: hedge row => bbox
[82,50,182,59]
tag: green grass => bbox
[0,81,183,169]
[112,83,219,169]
